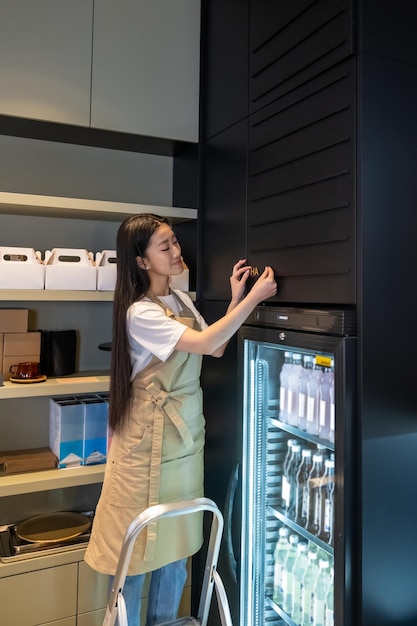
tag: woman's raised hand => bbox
[230,259,252,303]
[249,266,277,303]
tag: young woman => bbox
[85,214,277,625]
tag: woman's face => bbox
[139,222,183,278]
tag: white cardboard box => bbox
[44,248,96,290]
[49,398,84,468]
[96,250,117,291]
[0,246,44,289]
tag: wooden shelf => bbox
[0,290,114,301]
[0,191,196,223]
[0,464,105,497]
[0,373,110,399]
[0,290,196,302]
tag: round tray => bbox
[16,512,91,543]
[9,375,47,384]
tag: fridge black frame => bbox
[233,310,357,626]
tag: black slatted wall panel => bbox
[247,0,356,304]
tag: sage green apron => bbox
[85,291,204,576]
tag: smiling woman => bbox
[84,213,277,626]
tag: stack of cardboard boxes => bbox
[0,308,41,380]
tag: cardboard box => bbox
[0,308,28,333]
[0,447,57,475]
[82,397,108,465]
[49,398,84,468]
[96,250,117,291]
[0,246,44,289]
[44,248,96,290]
[2,354,40,380]
[3,331,41,357]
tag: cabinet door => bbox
[0,563,77,626]
[91,0,200,142]
[78,561,109,614]
[0,0,93,126]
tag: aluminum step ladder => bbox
[102,497,233,626]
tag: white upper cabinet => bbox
[0,0,93,126]
[91,0,201,142]
[0,0,200,142]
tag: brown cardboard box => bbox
[3,331,41,356]
[0,447,58,475]
[0,308,28,333]
[2,354,40,380]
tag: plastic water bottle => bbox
[311,557,331,626]
[291,541,309,624]
[325,567,334,626]
[306,361,323,435]
[281,439,297,510]
[318,459,335,545]
[273,527,290,605]
[279,351,293,423]
[328,361,335,443]
[286,443,302,518]
[287,353,302,426]
[306,453,324,535]
[301,548,319,625]
[295,448,313,526]
[297,355,313,431]
[318,364,332,441]
[282,533,299,614]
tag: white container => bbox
[49,398,84,468]
[44,248,96,290]
[0,246,44,289]
[96,249,117,291]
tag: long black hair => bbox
[109,213,169,432]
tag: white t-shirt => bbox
[127,289,208,379]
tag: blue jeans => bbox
[110,558,188,626]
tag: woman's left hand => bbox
[230,259,252,304]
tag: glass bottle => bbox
[311,557,331,626]
[325,567,334,626]
[301,547,319,625]
[287,353,302,426]
[291,541,309,624]
[298,355,313,431]
[286,443,302,518]
[328,361,335,443]
[295,448,313,526]
[318,364,332,441]
[279,351,293,423]
[273,526,290,605]
[282,533,300,614]
[318,459,335,545]
[306,453,324,535]
[306,361,323,435]
[281,439,297,510]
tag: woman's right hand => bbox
[249,266,277,303]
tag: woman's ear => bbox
[136,256,148,271]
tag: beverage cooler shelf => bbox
[266,596,299,626]
[269,416,335,453]
[268,506,334,558]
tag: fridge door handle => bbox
[224,462,239,583]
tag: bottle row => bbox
[274,530,334,626]
[279,352,335,443]
[282,440,334,546]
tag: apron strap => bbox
[145,381,195,449]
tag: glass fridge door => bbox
[239,333,350,626]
